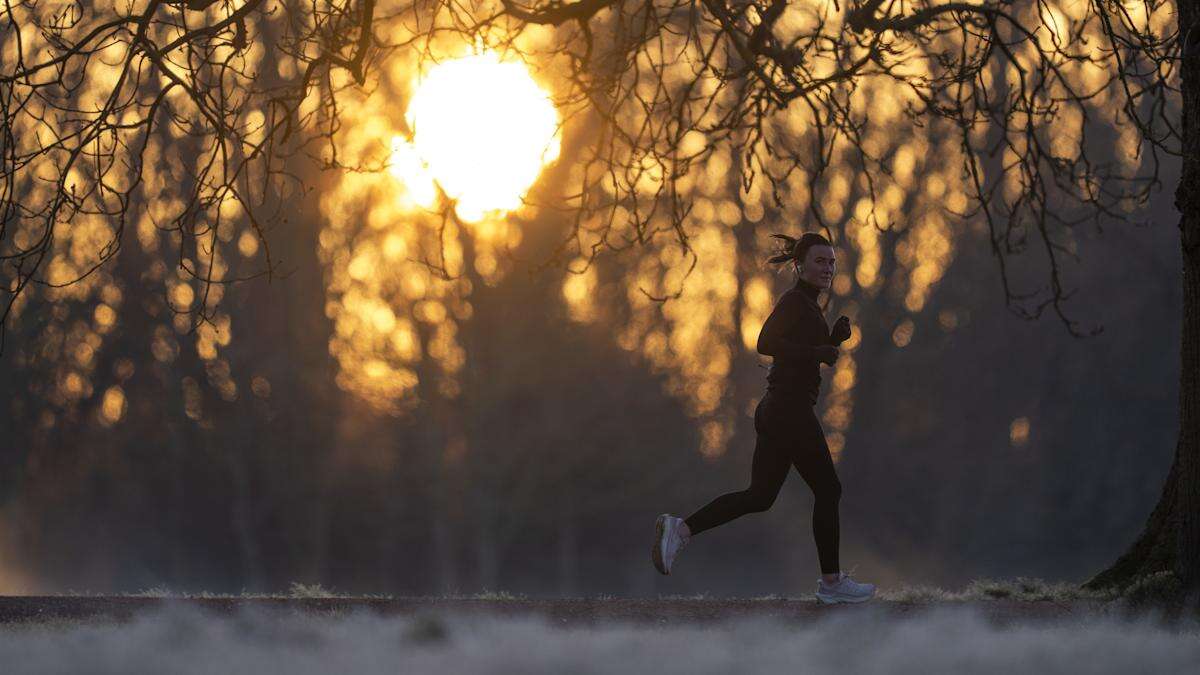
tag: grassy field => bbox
[0,578,1196,674]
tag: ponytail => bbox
[766,232,831,266]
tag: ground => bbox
[0,595,1117,627]
[1,583,1197,674]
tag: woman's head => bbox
[768,232,836,290]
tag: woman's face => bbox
[798,244,836,290]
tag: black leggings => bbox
[684,391,842,574]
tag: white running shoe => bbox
[651,514,690,575]
[815,571,876,604]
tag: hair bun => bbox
[766,231,831,266]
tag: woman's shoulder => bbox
[777,288,818,309]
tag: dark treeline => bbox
[0,191,1179,598]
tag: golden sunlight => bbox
[392,52,561,222]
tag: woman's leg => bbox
[790,408,842,575]
[683,428,790,536]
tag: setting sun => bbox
[390,52,561,222]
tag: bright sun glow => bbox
[390,52,561,223]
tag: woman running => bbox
[651,232,876,604]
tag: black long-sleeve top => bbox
[756,277,843,404]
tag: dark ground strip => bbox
[0,597,1119,627]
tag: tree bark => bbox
[1082,453,1180,589]
[1178,10,1200,586]
[1179,213,1200,592]
[1086,3,1200,594]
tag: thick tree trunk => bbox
[1082,453,1180,589]
[1086,4,1200,593]
[1178,20,1200,586]
[1177,230,1199,591]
